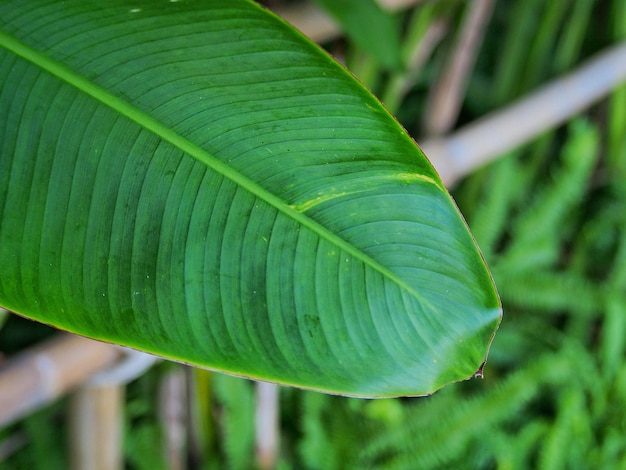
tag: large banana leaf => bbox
[0,0,501,397]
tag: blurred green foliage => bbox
[1,0,625,468]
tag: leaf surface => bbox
[0,0,501,397]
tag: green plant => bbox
[2,0,625,468]
[0,0,500,397]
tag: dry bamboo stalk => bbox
[69,384,124,470]
[424,0,496,136]
[421,41,626,186]
[0,333,121,428]
[159,367,188,470]
[255,382,280,470]
[67,348,157,470]
[383,18,449,112]
[273,1,339,43]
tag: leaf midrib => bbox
[0,29,431,305]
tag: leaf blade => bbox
[0,0,500,397]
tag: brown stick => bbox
[0,333,121,428]
[255,382,280,470]
[421,41,626,186]
[159,367,188,470]
[69,384,124,470]
[66,347,157,470]
[424,0,496,136]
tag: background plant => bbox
[1,0,625,468]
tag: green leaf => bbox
[311,0,404,70]
[0,0,500,397]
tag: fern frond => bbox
[212,375,255,470]
[490,420,550,470]
[601,298,626,380]
[499,119,598,273]
[469,153,521,261]
[552,0,595,74]
[492,268,600,317]
[297,392,334,470]
[538,387,589,470]
[607,222,626,291]
[356,354,573,469]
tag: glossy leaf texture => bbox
[0,0,501,397]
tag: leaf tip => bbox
[473,361,486,379]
